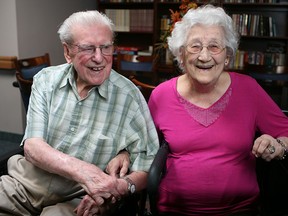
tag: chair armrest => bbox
[0,147,23,176]
[12,81,19,88]
[147,140,169,216]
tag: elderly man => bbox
[0,10,158,216]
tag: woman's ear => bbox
[225,57,229,66]
[63,43,73,64]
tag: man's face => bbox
[64,24,114,88]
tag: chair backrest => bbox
[16,53,50,80]
[249,72,288,82]
[15,71,33,112]
[249,68,288,110]
[117,53,156,85]
[14,53,51,112]
[129,75,155,102]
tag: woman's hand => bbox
[252,134,285,161]
[74,194,116,216]
[74,195,100,216]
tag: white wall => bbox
[0,0,18,56]
[16,0,97,65]
[0,0,97,134]
[0,0,21,134]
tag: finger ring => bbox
[267,145,275,154]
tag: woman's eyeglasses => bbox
[185,44,225,55]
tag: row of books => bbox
[106,11,277,37]
[232,14,276,37]
[100,0,153,2]
[159,0,217,2]
[100,0,284,2]
[101,0,285,2]
[224,0,280,3]
[161,14,278,41]
[105,9,153,32]
[229,50,286,69]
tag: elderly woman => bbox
[148,4,288,216]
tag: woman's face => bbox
[181,24,228,86]
[64,24,114,88]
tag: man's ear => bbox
[63,43,73,64]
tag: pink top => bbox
[148,72,288,215]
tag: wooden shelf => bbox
[98,0,288,81]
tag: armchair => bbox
[13,53,51,112]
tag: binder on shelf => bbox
[105,9,153,33]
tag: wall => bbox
[16,0,97,65]
[0,0,97,134]
[0,69,23,134]
[0,0,18,56]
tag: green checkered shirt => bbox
[23,63,159,172]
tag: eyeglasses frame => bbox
[69,43,115,56]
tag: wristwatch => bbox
[122,177,136,195]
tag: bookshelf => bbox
[223,3,288,72]
[97,2,154,50]
[97,0,288,82]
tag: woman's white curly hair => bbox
[168,4,239,71]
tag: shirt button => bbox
[78,102,82,106]
[70,127,75,132]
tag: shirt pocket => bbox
[84,133,118,170]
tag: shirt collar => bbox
[59,64,109,99]
[59,64,74,89]
[98,77,109,99]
